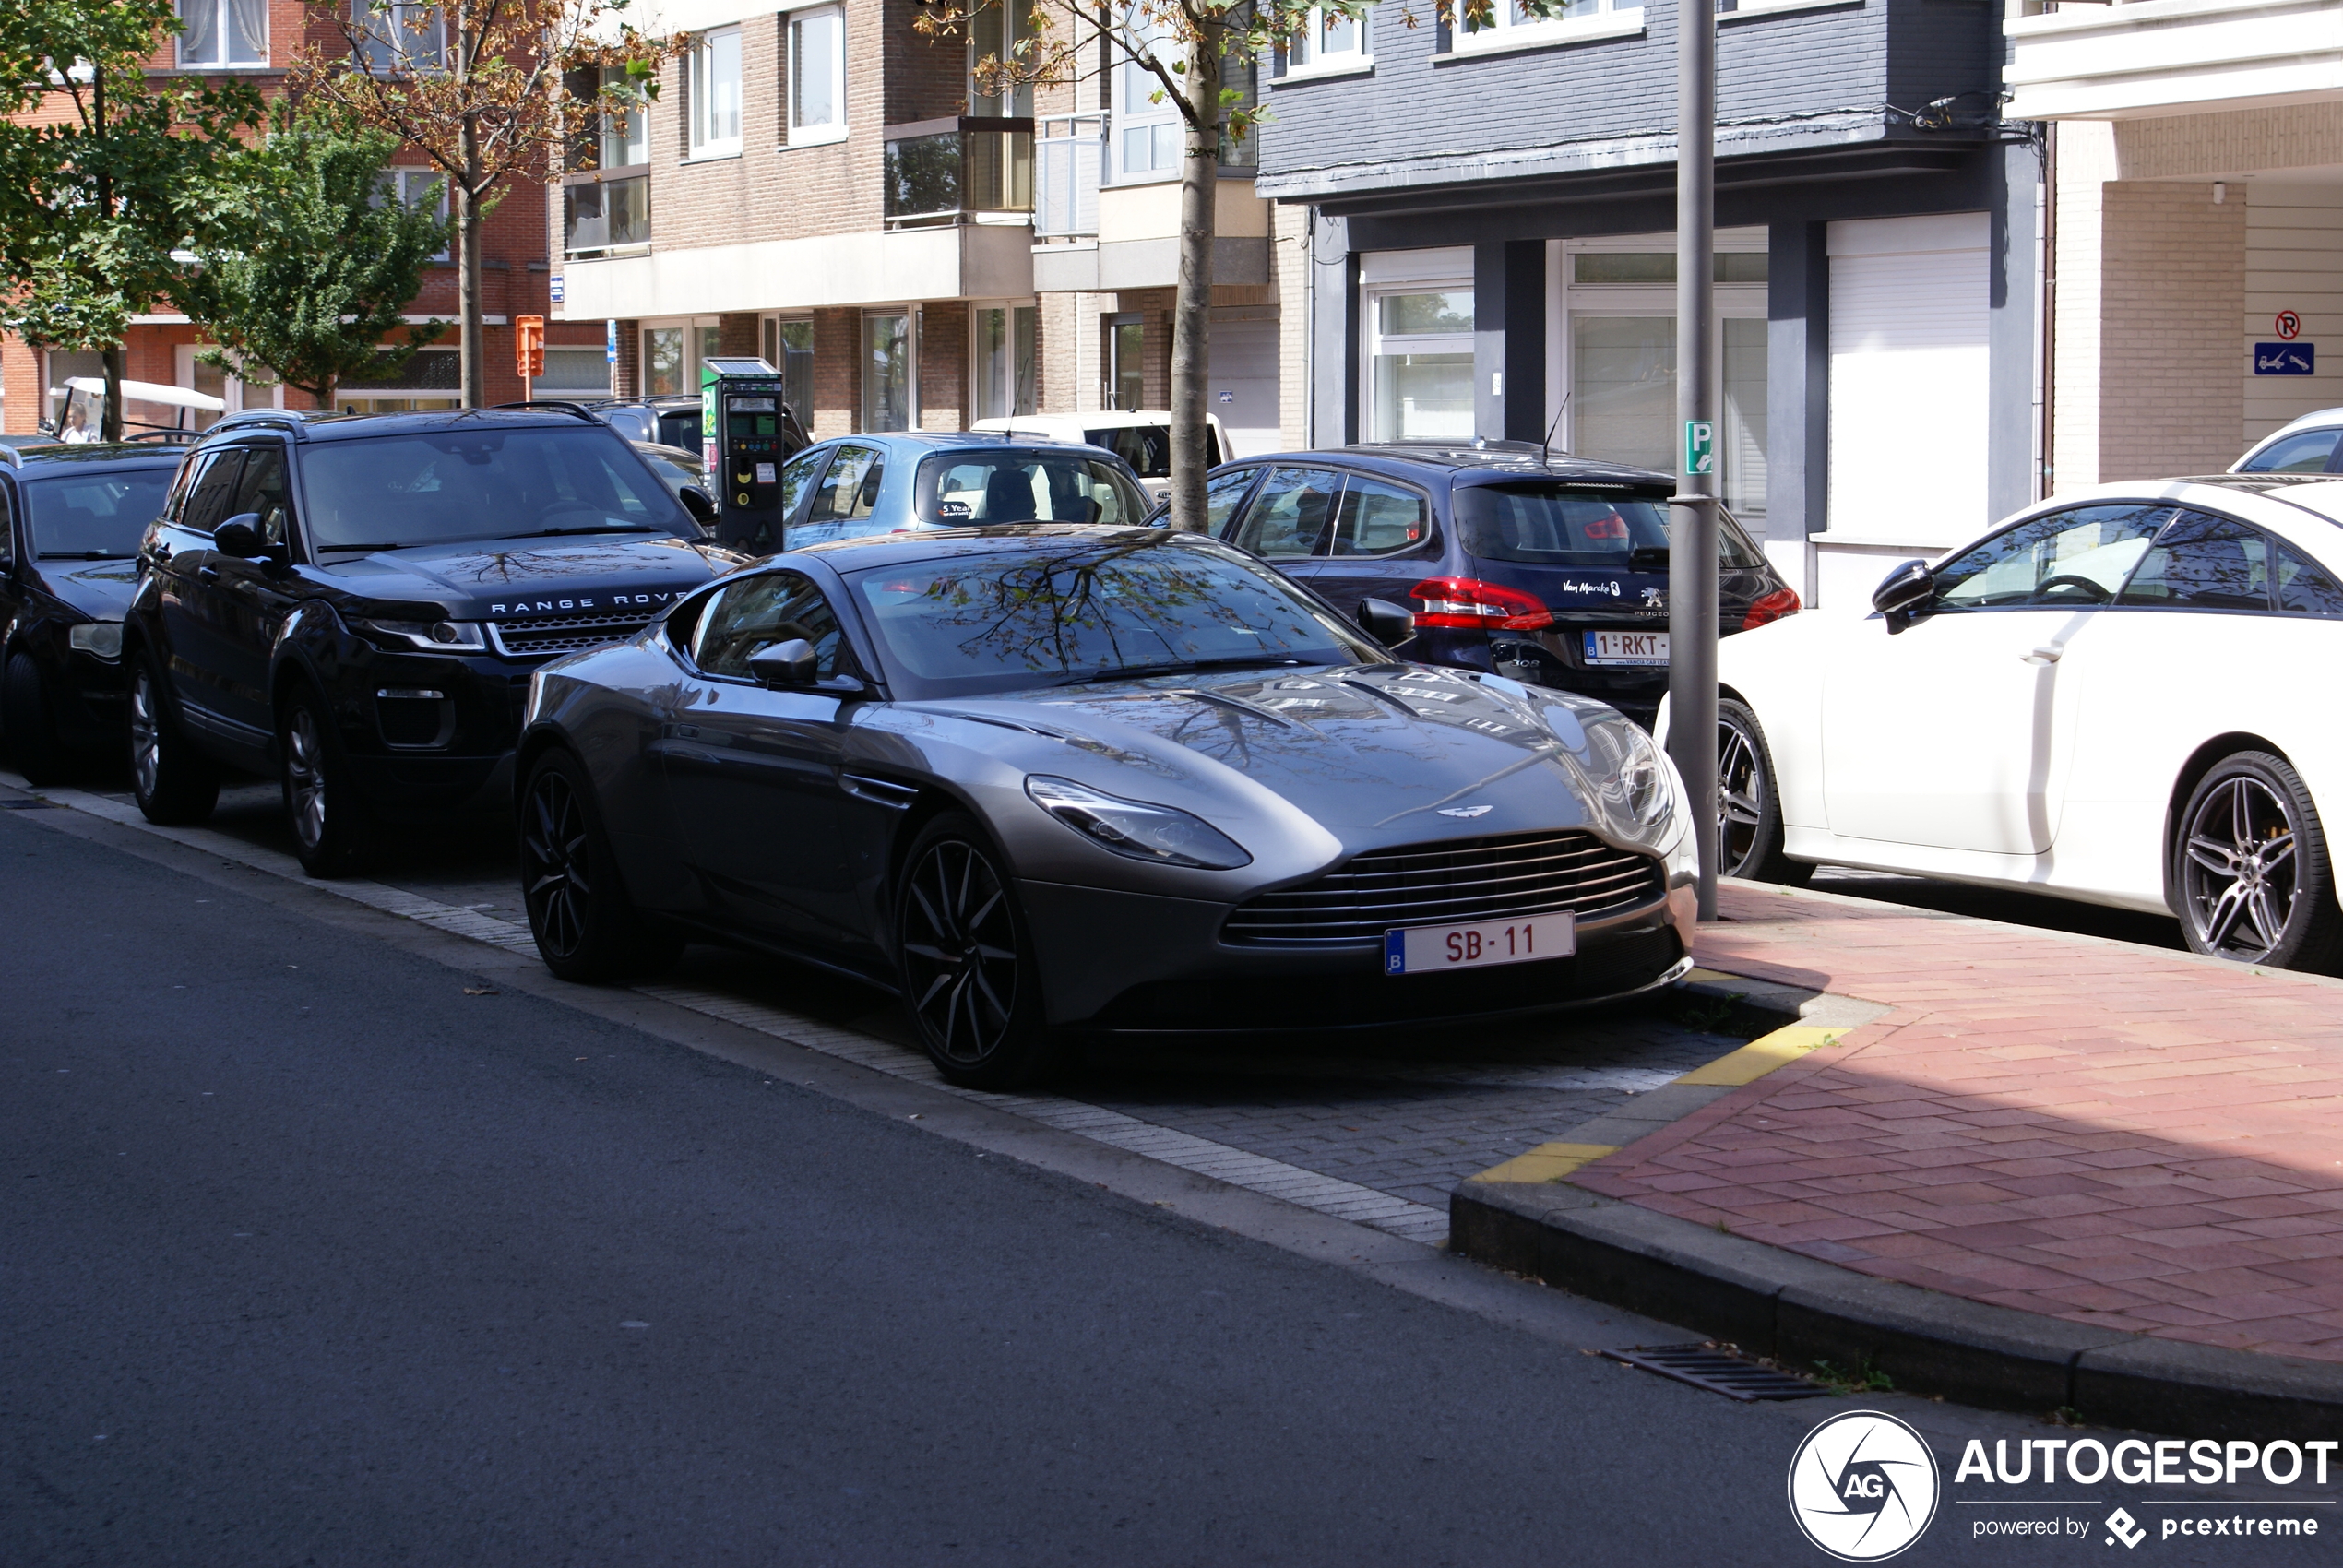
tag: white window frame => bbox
[1361,281,1475,443]
[967,0,1034,116]
[970,301,1040,422]
[787,6,847,147]
[351,0,445,74]
[375,166,451,262]
[176,0,268,67]
[688,27,744,159]
[1446,0,1643,57]
[1278,6,1371,81]
[1112,26,1182,184]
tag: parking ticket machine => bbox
[700,357,789,552]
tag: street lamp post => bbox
[1666,0,1720,921]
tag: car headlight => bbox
[358,618,487,652]
[1025,775,1253,870]
[68,621,123,659]
[1584,715,1677,837]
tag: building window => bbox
[1570,315,1672,472]
[973,305,1038,421]
[1366,290,1472,441]
[789,8,845,143]
[863,313,910,431]
[597,66,649,166]
[643,327,685,397]
[351,0,444,73]
[178,0,266,65]
[765,317,815,422]
[1115,28,1181,181]
[1280,6,1367,75]
[689,28,743,158]
[375,167,450,261]
[1453,0,1638,53]
[1107,315,1146,410]
[968,0,1033,116]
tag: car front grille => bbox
[1224,830,1666,945]
[486,611,657,659]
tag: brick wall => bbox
[812,309,862,437]
[2097,181,2246,481]
[919,302,969,428]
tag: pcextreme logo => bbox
[1788,1410,1943,1562]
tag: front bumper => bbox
[1021,878,1692,1033]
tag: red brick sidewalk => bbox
[1572,882,2343,1362]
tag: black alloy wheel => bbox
[127,647,219,825]
[2174,751,2343,972]
[3,650,67,786]
[518,748,683,984]
[1715,697,1810,885]
[279,684,377,878]
[896,813,1057,1089]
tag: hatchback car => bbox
[1682,473,2343,972]
[744,431,1151,554]
[1205,442,1796,726]
[0,443,183,782]
[516,525,1697,1087]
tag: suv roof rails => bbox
[209,409,317,439]
[492,399,601,422]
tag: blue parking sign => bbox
[2255,342,2314,375]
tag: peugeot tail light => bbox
[1407,576,1554,631]
[1742,586,1800,630]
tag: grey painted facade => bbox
[1262,0,2040,558]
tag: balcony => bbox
[883,117,1033,228]
[563,167,650,258]
[1035,113,1105,239]
[2004,0,2343,121]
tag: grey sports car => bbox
[515,525,1699,1087]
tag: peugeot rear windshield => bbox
[1455,483,1766,571]
[21,469,176,558]
[913,451,1149,529]
[297,427,692,552]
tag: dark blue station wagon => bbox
[1204,441,1798,724]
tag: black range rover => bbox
[126,407,746,874]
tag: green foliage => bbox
[183,105,451,405]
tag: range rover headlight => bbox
[357,618,487,652]
[68,620,123,659]
[1025,775,1253,870]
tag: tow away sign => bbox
[2256,342,2315,375]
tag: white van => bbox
[967,410,1230,498]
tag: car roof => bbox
[2259,408,2343,442]
[973,410,1211,430]
[4,441,184,472]
[807,430,1132,463]
[2155,473,2343,521]
[1220,441,1671,488]
[194,407,610,445]
[792,522,1202,570]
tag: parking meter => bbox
[699,356,788,552]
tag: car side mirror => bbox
[678,485,718,526]
[1357,598,1416,648]
[213,514,266,559]
[1872,559,1933,617]
[747,637,819,687]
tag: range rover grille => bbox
[487,611,657,659]
[1224,830,1665,944]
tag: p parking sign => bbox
[1683,420,1715,476]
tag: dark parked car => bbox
[126,407,746,875]
[515,525,1698,1088]
[586,393,809,464]
[1204,442,1797,724]
[0,443,183,782]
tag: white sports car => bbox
[1664,474,2343,971]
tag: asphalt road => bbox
[1,800,2310,1566]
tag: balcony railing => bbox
[883,117,1033,228]
[563,167,649,258]
[1035,113,1105,239]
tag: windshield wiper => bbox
[1055,656,1313,687]
[316,540,413,552]
[39,550,127,560]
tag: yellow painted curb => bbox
[1467,1142,1620,1184]
[1671,1024,1849,1087]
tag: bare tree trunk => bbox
[458,122,484,408]
[1165,35,1220,533]
[100,344,126,443]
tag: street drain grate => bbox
[0,800,60,810]
[1600,1343,1828,1402]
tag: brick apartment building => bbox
[0,0,596,435]
[555,0,1302,452]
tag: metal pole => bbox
[1666,0,1720,921]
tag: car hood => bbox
[37,556,143,621]
[315,534,743,619]
[911,663,1671,851]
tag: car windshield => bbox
[1456,483,1766,570]
[849,532,1385,699]
[914,451,1149,528]
[21,469,176,557]
[298,426,691,551]
[1084,425,1171,479]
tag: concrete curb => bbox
[1450,1178,2343,1441]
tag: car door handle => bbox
[2021,647,2061,664]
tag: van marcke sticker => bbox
[1788,1410,1939,1561]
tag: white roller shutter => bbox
[1208,313,1281,459]
[1828,214,1990,548]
